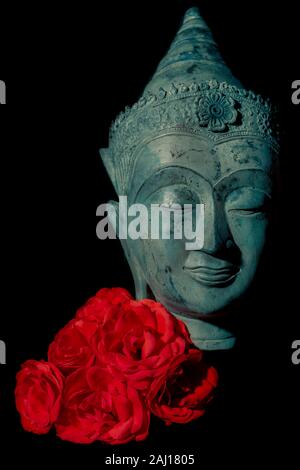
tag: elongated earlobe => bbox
[123,242,149,300]
[99,148,119,193]
[105,200,148,299]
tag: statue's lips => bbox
[184,265,239,286]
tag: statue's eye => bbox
[149,186,200,208]
[227,205,268,216]
[159,202,185,211]
[226,187,271,217]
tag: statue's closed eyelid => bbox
[225,188,271,213]
[145,185,200,205]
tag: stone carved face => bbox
[125,133,276,318]
[101,7,280,348]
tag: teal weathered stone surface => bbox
[100,7,280,350]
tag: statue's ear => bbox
[105,200,148,299]
[99,147,118,192]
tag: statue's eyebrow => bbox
[134,165,211,201]
[136,179,186,202]
[168,148,205,160]
[213,168,272,196]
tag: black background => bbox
[0,0,299,465]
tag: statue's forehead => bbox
[130,134,275,197]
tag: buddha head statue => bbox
[100,7,280,350]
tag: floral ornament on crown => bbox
[108,80,279,194]
[15,288,219,445]
[196,91,238,132]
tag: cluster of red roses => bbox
[15,288,218,445]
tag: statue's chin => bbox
[158,296,240,318]
[154,295,241,350]
[171,312,237,351]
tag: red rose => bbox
[15,287,219,444]
[15,360,64,434]
[48,318,98,376]
[49,288,133,376]
[95,287,133,305]
[149,349,218,425]
[76,287,133,324]
[95,298,192,391]
[56,365,149,445]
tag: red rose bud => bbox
[149,349,218,425]
[15,360,64,434]
[56,365,149,445]
[94,298,192,392]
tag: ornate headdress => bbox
[101,7,279,194]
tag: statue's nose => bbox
[199,200,237,259]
